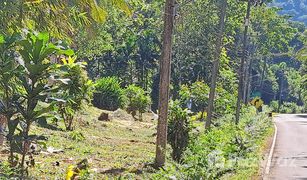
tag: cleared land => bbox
[0,107,158,179]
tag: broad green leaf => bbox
[37,32,50,44]
[90,1,107,23]
[0,34,5,44]
[58,49,74,56]
[112,0,132,16]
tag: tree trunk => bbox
[244,57,252,104]
[259,57,267,89]
[206,0,227,129]
[155,0,175,168]
[243,58,249,104]
[97,56,100,78]
[278,75,283,112]
[247,58,253,102]
[21,121,31,177]
[235,0,251,124]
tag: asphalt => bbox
[268,114,307,180]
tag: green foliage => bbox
[14,32,76,173]
[214,86,237,115]
[167,100,191,162]
[0,33,22,165]
[178,85,191,107]
[78,169,92,180]
[279,102,304,113]
[179,81,236,118]
[69,131,85,142]
[270,100,279,112]
[0,161,15,179]
[93,77,125,111]
[124,84,151,120]
[190,81,210,113]
[0,32,74,174]
[153,107,273,179]
[55,56,94,130]
[287,69,303,99]
[0,0,305,178]
[0,0,132,41]
[297,30,307,110]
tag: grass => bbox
[1,106,157,179]
[0,107,274,179]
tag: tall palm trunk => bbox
[206,0,228,129]
[155,0,175,168]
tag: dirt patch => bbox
[112,109,134,121]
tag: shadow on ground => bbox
[296,115,307,118]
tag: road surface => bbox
[269,114,307,180]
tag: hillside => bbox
[0,0,306,179]
[271,0,307,24]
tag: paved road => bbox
[269,114,307,180]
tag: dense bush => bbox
[270,100,279,112]
[185,107,272,179]
[279,102,304,113]
[190,81,210,114]
[214,87,236,116]
[178,85,191,107]
[179,82,235,118]
[152,106,273,179]
[55,56,94,130]
[178,82,209,120]
[167,100,191,162]
[124,84,151,120]
[93,77,125,111]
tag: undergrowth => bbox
[150,106,274,180]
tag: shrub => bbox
[124,84,151,120]
[190,81,210,114]
[280,102,303,113]
[214,86,236,116]
[179,83,235,118]
[178,85,191,107]
[93,77,125,111]
[153,106,273,179]
[178,82,209,120]
[180,106,273,179]
[270,100,279,112]
[56,56,94,131]
[167,100,191,162]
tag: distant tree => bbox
[206,0,228,129]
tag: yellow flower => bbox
[66,165,75,180]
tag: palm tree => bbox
[0,0,131,39]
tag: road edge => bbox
[264,122,278,178]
